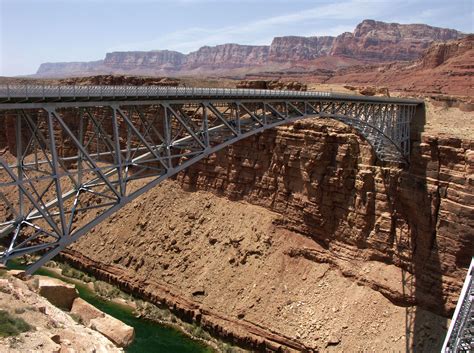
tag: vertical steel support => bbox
[46,109,67,237]
[202,104,210,148]
[15,112,23,217]
[163,105,172,170]
[111,106,124,198]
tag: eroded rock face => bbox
[104,50,186,70]
[37,276,79,310]
[269,36,335,61]
[421,34,474,69]
[174,120,473,316]
[328,35,474,96]
[34,20,465,76]
[331,19,464,61]
[184,44,269,69]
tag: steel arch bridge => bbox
[0,85,422,272]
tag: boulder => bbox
[70,297,104,325]
[37,276,78,310]
[90,314,135,347]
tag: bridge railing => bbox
[0,84,339,101]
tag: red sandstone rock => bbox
[34,20,464,77]
[37,276,79,310]
[89,314,135,348]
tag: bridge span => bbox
[0,85,422,272]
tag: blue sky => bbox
[0,0,472,76]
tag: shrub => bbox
[0,310,31,337]
[93,281,121,299]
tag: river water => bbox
[7,262,214,353]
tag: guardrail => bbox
[0,84,422,105]
[0,84,331,99]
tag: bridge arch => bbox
[0,85,421,272]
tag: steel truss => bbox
[443,258,474,353]
[0,85,420,272]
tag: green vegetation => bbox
[57,263,95,283]
[93,280,123,299]
[0,310,31,337]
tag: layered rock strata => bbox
[35,20,465,77]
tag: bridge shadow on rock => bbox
[395,104,448,352]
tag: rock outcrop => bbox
[328,35,474,96]
[34,19,465,77]
[36,60,107,77]
[420,34,474,69]
[184,44,269,69]
[37,276,79,310]
[90,315,135,348]
[70,297,135,347]
[104,50,186,71]
[269,36,335,61]
[70,297,104,325]
[173,120,473,315]
[0,274,123,352]
[330,19,463,61]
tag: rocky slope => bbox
[34,20,465,77]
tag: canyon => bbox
[0,17,473,351]
[34,20,465,77]
[58,109,472,351]
[1,63,473,350]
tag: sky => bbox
[0,0,472,76]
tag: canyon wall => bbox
[104,50,186,71]
[327,35,474,96]
[330,20,463,61]
[59,117,471,352]
[173,119,473,316]
[35,20,465,77]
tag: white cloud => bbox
[108,0,395,53]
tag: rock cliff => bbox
[104,50,186,70]
[328,35,474,96]
[330,19,463,61]
[268,36,335,61]
[34,20,465,77]
[174,120,473,317]
[184,44,269,69]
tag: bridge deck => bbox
[0,85,422,106]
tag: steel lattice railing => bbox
[0,85,422,272]
[443,258,474,353]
